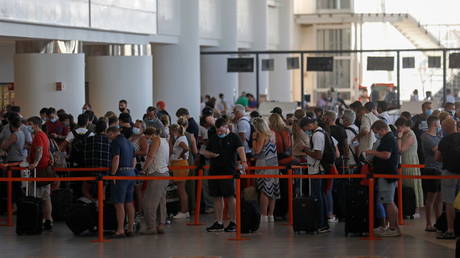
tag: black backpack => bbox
[69,130,91,166]
[311,129,336,172]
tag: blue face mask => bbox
[305,130,313,137]
[26,125,34,134]
[374,133,381,140]
[425,109,433,116]
[218,133,228,139]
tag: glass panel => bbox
[317,59,351,89]
[317,0,351,10]
[317,28,351,51]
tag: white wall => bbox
[87,56,153,120]
[157,0,181,36]
[0,42,15,83]
[237,0,253,45]
[199,0,221,40]
[15,54,85,117]
[0,0,157,34]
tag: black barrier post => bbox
[300,52,305,108]
[443,49,447,105]
[256,53,260,106]
[396,50,401,108]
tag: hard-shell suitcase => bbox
[16,169,43,235]
[292,166,321,233]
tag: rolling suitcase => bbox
[16,169,43,235]
[51,188,74,221]
[292,167,321,233]
[241,200,260,233]
[344,182,369,236]
[65,200,97,235]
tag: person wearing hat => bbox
[271,107,283,118]
[299,116,330,233]
[156,101,171,124]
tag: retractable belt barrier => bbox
[2,163,459,243]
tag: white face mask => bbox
[132,127,141,135]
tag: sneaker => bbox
[206,222,224,232]
[413,213,421,219]
[379,228,401,237]
[225,222,237,232]
[437,231,456,240]
[43,220,53,231]
[173,212,190,219]
[260,215,269,223]
[268,215,275,223]
[328,216,339,223]
[318,226,330,233]
[375,226,386,235]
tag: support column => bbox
[153,0,201,120]
[238,0,269,100]
[201,0,238,105]
[87,55,153,120]
[268,0,294,102]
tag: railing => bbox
[0,163,452,243]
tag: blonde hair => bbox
[253,118,272,137]
[170,124,185,136]
[268,113,286,132]
[439,111,451,123]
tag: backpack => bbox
[69,130,91,167]
[240,117,255,149]
[311,129,336,172]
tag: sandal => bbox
[110,233,126,239]
[425,226,436,232]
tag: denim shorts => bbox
[111,169,136,204]
[377,178,397,204]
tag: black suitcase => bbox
[292,167,321,233]
[333,179,347,221]
[395,186,416,218]
[51,188,74,221]
[344,182,369,236]
[16,168,43,235]
[65,201,97,235]
[274,169,289,220]
[102,203,118,231]
[241,200,260,233]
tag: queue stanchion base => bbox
[91,239,112,243]
[360,236,382,241]
[228,237,249,241]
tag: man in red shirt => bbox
[27,116,53,231]
[44,107,68,142]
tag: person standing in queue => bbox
[107,126,137,238]
[203,118,248,232]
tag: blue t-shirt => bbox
[110,135,135,168]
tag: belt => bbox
[118,167,133,171]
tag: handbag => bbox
[36,166,56,187]
[454,192,460,210]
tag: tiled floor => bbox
[0,215,455,258]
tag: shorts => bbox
[421,168,441,194]
[377,178,397,204]
[170,160,190,181]
[111,169,136,204]
[441,170,460,204]
[208,179,235,198]
[28,183,51,201]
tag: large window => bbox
[317,0,351,10]
[316,28,352,90]
[317,28,351,51]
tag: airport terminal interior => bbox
[0,0,460,257]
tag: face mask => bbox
[305,130,313,137]
[218,133,228,139]
[50,118,57,123]
[133,127,141,135]
[26,125,34,134]
[374,133,381,140]
[425,109,433,116]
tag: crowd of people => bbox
[2,93,460,240]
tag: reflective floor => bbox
[0,214,455,258]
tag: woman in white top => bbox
[129,120,149,215]
[169,124,190,219]
[141,127,170,235]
